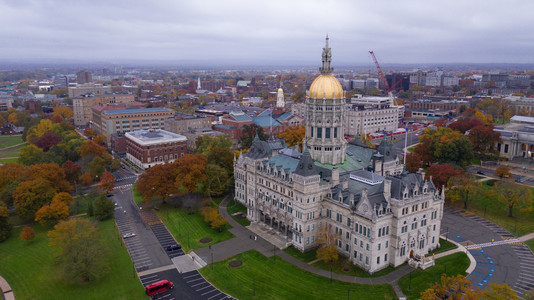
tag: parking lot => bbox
[139,209,185,259]
[181,271,233,300]
[115,209,154,271]
[140,273,176,300]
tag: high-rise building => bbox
[76,70,93,84]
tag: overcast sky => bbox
[1,0,534,65]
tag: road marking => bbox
[187,278,203,283]
[183,274,200,279]
[208,292,223,299]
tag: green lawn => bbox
[454,180,534,236]
[0,143,24,160]
[312,256,402,278]
[525,239,534,253]
[0,135,23,149]
[0,157,18,164]
[426,238,458,256]
[225,198,250,226]
[398,252,470,300]
[157,204,234,252]
[0,219,146,300]
[283,246,318,263]
[199,250,396,300]
[132,185,143,205]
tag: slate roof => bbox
[229,111,252,122]
[253,116,282,128]
[294,148,319,177]
[388,172,435,200]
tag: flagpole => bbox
[403,126,408,164]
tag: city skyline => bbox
[1,0,534,65]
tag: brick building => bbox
[406,100,468,115]
[92,106,174,145]
[125,129,187,169]
[164,113,212,135]
[73,93,137,126]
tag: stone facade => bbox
[73,93,136,126]
[233,38,444,273]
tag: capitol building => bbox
[234,37,444,273]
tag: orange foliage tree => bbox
[19,226,35,242]
[13,178,56,220]
[136,163,179,204]
[35,198,70,227]
[316,223,339,263]
[175,154,208,195]
[277,126,305,151]
[98,171,116,193]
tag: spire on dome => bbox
[320,35,333,75]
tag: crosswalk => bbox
[114,184,133,190]
[465,238,522,250]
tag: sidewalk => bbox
[519,232,534,242]
[0,273,15,300]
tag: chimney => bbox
[332,168,339,186]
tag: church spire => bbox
[320,35,333,75]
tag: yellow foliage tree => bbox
[35,198,70,227]
[53,106,74,119]
[277,126,305,151]
[26,119,54,142]
[316,223,339,263]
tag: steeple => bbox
[197,77,201,90]
[276,86,285,108]
[320,35,333,75]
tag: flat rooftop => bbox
[125,129,186,146]
[103,107,173,115]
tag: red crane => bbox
[369,50,390,91]
[369,51,402,92]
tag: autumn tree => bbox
[26,163,73,194]
[93,135,105,146]
[0,206,11,242]
[277,126,305,151]
[494,165,512,179]
[18,144,47,166]
[415,127,474,168]
[200,206,227,232]
[20,226,35,242]
[426,164,464,189]
[481,283,517,299]
[35,197,70,227]
[34,132,62,151]
[26,118,54,143]
[83,128,95,139]
[175,154,208,196]
[53,106,74,119]
[492,181,532,218]
[446,174,481,209]
[421,274,480,300]
[405,152,424,173]
[239,124,268,150]
[48,218,110,283]
[136,163,178,204]
[448,118,482,134]
[92,195,115,221]
[13,178,56,220]
[468,124,501,157]
[98,171,115,193]
[195,134,233,156]
[62,160,82,183]
[316,223,339,264]
[0,162,25,206]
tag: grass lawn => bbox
[157,203,234,252]
[225,198,250,227]
[199,250,396,300]
[283,246,318,263]
[0,219,145,300]
[0,135,23,149]
[312,256,402,278]
[398,252,470,300]
[0,157,18,164]
[426,238,457,256]
[525,239,534,253]
[453,180,534,237]
[0,143,24,159]
[132,185,143,205]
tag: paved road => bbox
[442,206,534,295]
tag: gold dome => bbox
[308,74,344,99]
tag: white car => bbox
[123,233,136,238]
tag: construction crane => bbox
[369,51,390,91]
[369,50,403,105]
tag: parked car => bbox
[106,193,113,197]
[166,244,181,251]
[123,233,136,238]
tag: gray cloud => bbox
[1,0,534,64]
